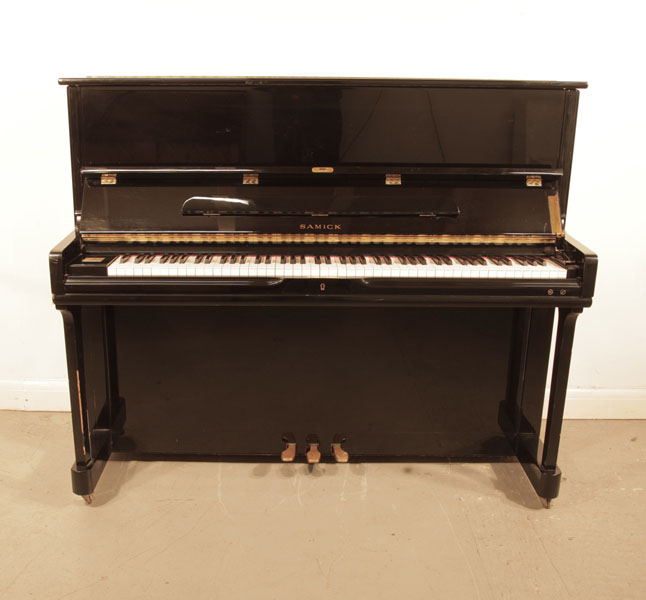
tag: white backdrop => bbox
[1,0,644,414]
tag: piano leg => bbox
[504,307,582,506]
[60,307,125,501]
[540,308,583,501]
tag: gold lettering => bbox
[298,223,342,231]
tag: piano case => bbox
[51,78,597,505]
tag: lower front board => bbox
[113,306,517,459]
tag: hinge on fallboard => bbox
[385,173,401,185]
[100,173,117,185]
[243,173,259,185]
[526,175,542,187]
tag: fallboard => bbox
[79,177,562,245]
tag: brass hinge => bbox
[100,173,117,185]
[526,175,542,187]
[385,173,401,185]
[548,194,565,237]
[243,173,259,185]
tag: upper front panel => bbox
[76,86,567,169]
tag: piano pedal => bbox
[280,432,297,462]
[331,433,349,463]
[305,434,321,464]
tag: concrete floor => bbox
[0,413,644,599]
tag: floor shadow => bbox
[398,459,545,510]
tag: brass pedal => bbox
[281,432,296,462]
[331,433,349,463]
[305,434,321,464]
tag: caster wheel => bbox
[82,494,95,505]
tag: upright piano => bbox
[50,77,597,505]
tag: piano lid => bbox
[61,77,584,221]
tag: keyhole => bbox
[320,283,326,291]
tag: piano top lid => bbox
[61,77,586,219]
[59,76,588,89]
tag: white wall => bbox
[1,0,645,413]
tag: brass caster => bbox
[82,494,95,505]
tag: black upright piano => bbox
[50,77,597,505]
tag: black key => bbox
[373,256,382,265]
[281,256,286,264]
[159,255,170,264]
[120,254,131,263]
[298,256,305,264]
[415,256,426,265]
[265,255,272,264]
[135,254,146,264]
[180,255,190,264]
[339,256,347,264]
[440,256,452,265]
[535,257,545,266]
[396,256,405,265]
[487,256,501,266]
[205,255,213,264]
[145,255,156,264]
[522,256,537,266]
[358,255,366,265]
[325,256,331,265]
[289,256,296,264]
[169,255,179,264]
[240,256,248,264]
[382,256,392,265]
[500,257,511,266]
[221,255,230,264]
[474,256,487,266]
[430,256,442,265]
[456,256,468,265]
[315,256,321,264]
[255,256,262,264]
[511,256,527,266]
[195,255,204,264]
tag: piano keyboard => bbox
[107,254,568,279]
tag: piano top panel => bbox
[61,77,584,219]
[59,77,588,89]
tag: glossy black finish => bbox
[63,78,585,215]
[80,180,553,237]
[114,307,515,458]
[59,77,588,88]
[51,78,597,504]
[180,188,461,217]
[75,86,566,167]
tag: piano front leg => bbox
[60,306,125,503]
[540,307,583,505]
[507,307,582,507]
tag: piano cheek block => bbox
[52,77,595,505]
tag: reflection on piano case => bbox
[50,77,597,505]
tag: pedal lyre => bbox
[305,434,321,464]
[331,433,349,463]
[281,432,296,462]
